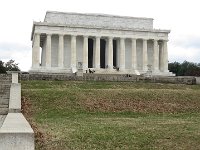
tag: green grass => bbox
[21,81,200,150]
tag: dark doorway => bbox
[100,39,106,68]
[88,38,93,68]
[113,40,117,67]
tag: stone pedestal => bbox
[77,69,83,76]
[6,71,20,84]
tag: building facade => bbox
[30,11,173,76]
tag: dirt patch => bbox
[80,98,196,113]
[21,96,51,149]
[21,96,33,117]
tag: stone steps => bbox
[0,104,8,108]
[0,108,9,115]
[0,94,10,98]
[0,99,9,105]
[0,81,12,85]
[0,95,9,98]
[0,97,9,103]
[0,78,12,86]
[0,94,10,97]
[0,79,12,82]
[0,75,11,115]
[0,73,35,150]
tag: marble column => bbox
[46,34,52,67]
[71,35,77,69]
[95,36,100,69]
[120,38,125,70]
[58,34,64,68]
[142,39,148,71]
[131,38,137,70]
[108,37,113,69]
[32,33,40,68]
[93,39,96,68]
[83,36,88,70]
[163,40,169,72]
[159,41,164,71]
[153,39,159,71]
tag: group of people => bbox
[86,69,95,74]
[85,66,120,74]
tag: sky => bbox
[0,0,200,71]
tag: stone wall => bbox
[20,73,196,85]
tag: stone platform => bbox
[20,73,196,85]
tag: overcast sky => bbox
[0,0,200,71]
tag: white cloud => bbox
[1,52,32,71]
[0,42,31,71]
[168,34,200,63]
[169,45,200,63]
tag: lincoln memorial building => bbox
[30,11,173,76]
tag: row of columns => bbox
[32,33,168,72]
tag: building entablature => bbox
[31,22,170,41]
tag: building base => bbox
[29,67,175,77]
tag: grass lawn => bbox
[21,81,200,150]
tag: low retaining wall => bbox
[19,73,197,85]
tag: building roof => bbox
[44,11,154,30]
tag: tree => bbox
[0,60,7,73]
[168,62,181,75]
[5,59,20,71]
[169,61,200,76]
[0,59,20,73]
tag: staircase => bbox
[0,74,12,115]
[0,72,35,150]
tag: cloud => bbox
[167,34,200,63]
[172,35,200,49]
[0,42,32,71]
[0,42,30,52]
[169,45,200,63]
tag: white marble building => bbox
[30,11,173,76]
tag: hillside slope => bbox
[22,81,200,150]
